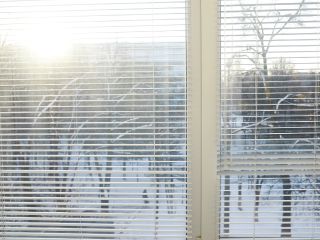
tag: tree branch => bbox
[266,0,305,53]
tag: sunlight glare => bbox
[24,23,72,61]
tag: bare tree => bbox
[270,58,295,76]
[239,0,305,95]
[233,0,307,237]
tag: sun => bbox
[23,23,72,61]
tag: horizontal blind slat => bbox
[220,0,320,238]
[0,0,190,239]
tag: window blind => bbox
[0,0,190,239]
[220,0,320,238]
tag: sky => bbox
[221,0,320,73]
[0,0,187,47]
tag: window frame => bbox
[196,0,320,239]
[190,0,219,239]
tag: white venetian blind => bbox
[0,0,190,239]
[220,0,320,239]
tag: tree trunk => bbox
[280,175,292,238]
[261,51,271,99]
[262,52,268,77]
[238,178,243,211]
[223,176,230,234]
[94,155,110,211]
[254,177,263,222]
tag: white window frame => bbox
[190,0,219,239]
